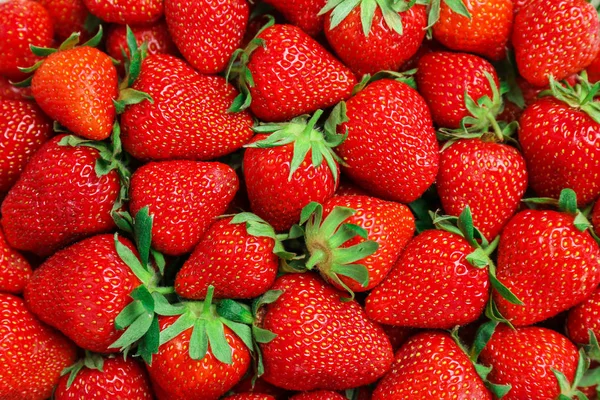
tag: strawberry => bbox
[430,0,513,61]
[258,273,394,391]
[0,75,32,100]
[165,0,248,74]
[129,160,239,256]
[55,354,153,399]
[1,135,119,256]
[121,54,254,161]
[82,0,163,24]
[588,52,600,83]
[290,391,346,400]
[372,331,491,399]
[0,99,53,194]
[593,198,600,236]
[512,0,600,87]
[381,325,414,351]
[263,0,326,36]
[228,23,357,122]
[175,214,281,300]
[225,395,277,400]
[0,293,77,400]
[37,0,91,41]
[321,1,427,77]
[0,0,53,81]
[0,227,32,294]
[566,287,600,345]
[335,78,439,204]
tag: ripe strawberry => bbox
[416,52,500,129]
[82,0,163,24]
[512,0,600,87]
[566,287,600,344]
[175,214,280,299]
[229,23,357,122]
[129,160,239,256]
[263,0,326,36]
[55,354,153,399]
[0,227,32,294]
[165,0,248,74]
[258,273,394,391]
[290,391,346,400]
[335,78,439,203]
[0,293,77,400]
[493,209,600,326]
[0,0,54,80]
[372,331,491,399]
[322,1,427,76]
[37,0,90,40]
[121,54,254,161]
[0,75,32,100]
[1,135,119,256]
[0,99,53,193]
[431,0,513,61]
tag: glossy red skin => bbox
[106,21,177,67]
[519,97,600,205]
[0,100,53,193]
[165,0,248,74]
[433,0,513,61]
[1,135,119,257]
[247,24,357,122]
[224,395,277,400]
[324,5,427,77]
[437,139,528,241]
[494,210,600,326]
[263,0,326,36]
[320,195,415,292]
[0,293,77,400]
[290,391,346,400]
[54,356,153,399]
[121,55,254,161]
[416,52,500,129]
[129,160,239,256]
[372,332,491,400]
[147,315,251,400]
[24,235,141,353]
[37,0,89,40]
[593,198,600,236]
[0,0,54,81]
[82,0,163,24]
[336,79,439,203]
[566,287,600,344]
[0,227,32,294]
[260,273,394,391]
[0,76,32,100]
[480,325,579,400]
[366,230,489,328]
[32,46,118,141]
[381,325,414,351]
[512,0,600,87]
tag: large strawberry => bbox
[1,135,119,256]
[512,0,600,87]
[82,0,163,24]
[165,0,248,74]
[263,0,326,36]
[0,293,77,400]
[0,0,53,80]
[0,227,32,294]
[0,99,53,194]
[258,273,394,391]
[566,287,600,345]
[38,0,91,41]
[321,0,427,77]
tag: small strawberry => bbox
[0,0,54,81]
[512,0,600,87]
[258,273,394,391]
[37,0,92,41]
[263,0,326,36]
[321,0,427,77]
[0,99,53,194]
[129,160,239,256]
[566,287,600,345]
[0,75,32,100]
[0,293,77,400]
[165,0,248,74]
[290,391,346,400]
[0,227,32,294]
[82,0,163,24]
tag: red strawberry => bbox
[262,0,326,36]
[258,273,394,391]
[55,354,153,399]
[372,331,491,399]
[493,209,600,326]
[512,0,600,87]
[229,23,357,122]
[37,0,91,41]
[290,391,346,400]
[175,214,280,299]
[335,78,439,203]
[322,1,427,77]
[165,0,248,74]
[593,198,600,236]
[0,227,32,294]
[0,293,77,400]
[0,75,32,100]
[121,54,254,161]
[0,0,53,80]
[129,160,239,256]
[0,99,53,193]
[82,0,163,24]
[1,135,119,256]
[225,395,277,400]
[566,287,600,344]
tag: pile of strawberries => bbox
[2,0,600,398]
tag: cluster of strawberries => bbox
[1,0,600,399]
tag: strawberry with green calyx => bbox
[243,107,346,232]
[319,0,428,77]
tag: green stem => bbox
[483,236,500,257]
[305,247,327,270]
[153,286,175,295]
[487,113,504,142]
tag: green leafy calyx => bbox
[542,72,600,124]
[60,351,105,389]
